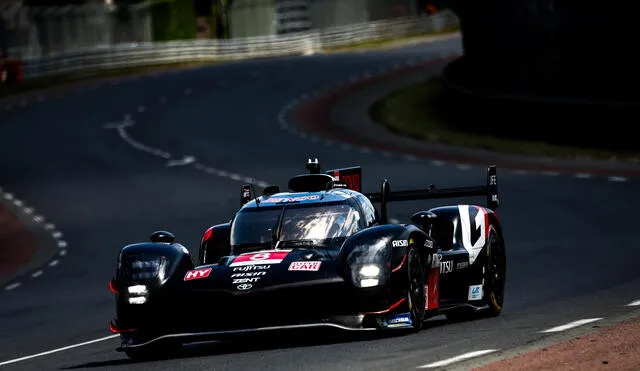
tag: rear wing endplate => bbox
[325,166,362,192]
[365,166,499,224]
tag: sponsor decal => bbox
[263,195,320,203]
[424,285,429,310]
[288,261,322,271]
[237,283,252,290]
[233,265,270,271]
[184,268,212,281]
[341,174,360,192]
[382,313,412,328]
[456,261,469,270]
[468,285,483,300]
[440,260,453,274]
[231,271,266,277]
[392,239,408,247]
[459,205,488,264]
[232,277,261,284]
[424,239,433,248]
[426,267,440,310]
[229,251,291,267]
[489,174,497,186]
[431,253,442,268]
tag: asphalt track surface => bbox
[1,36,639,370]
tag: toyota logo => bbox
[237,283,252,290]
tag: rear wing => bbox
[325,166,362,192]
[365,166,499,224]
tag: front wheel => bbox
[406,243,426,331]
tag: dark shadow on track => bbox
[61,318,451,369]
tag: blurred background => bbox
[0,0,447,58]
[1,0,638,153]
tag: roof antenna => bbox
[306,158,321,174]
[250,178,260,207]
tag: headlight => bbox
[127,285,147,295]
[123,255,167,282]
[358,265,381,287]
[127,285,148,304]
[360,265,380,277]
[347,237,390,288]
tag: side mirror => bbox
[410,212,453,251]
[150,230,175,243]
[410,211,439,234]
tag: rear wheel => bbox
[445,228,506,322]
[406,243,426,331]
[484,228,506,316]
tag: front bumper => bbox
[112,276,410,346]
[115,319,377,350]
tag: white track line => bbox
[4,282,20,291]
[105,112,272,189]
[1,188,69,291]
[417,349,499,368]
[626,299,640,307]
[540,318,602,333]
[608,176,627,182]
[0,335,119,367]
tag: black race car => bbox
[108,159,507,360]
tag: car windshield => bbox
[230,202,361,251]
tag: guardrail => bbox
[20,10,458,80]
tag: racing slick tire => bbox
[406,241,427,331]
[446,228,506,322]
[484,227,506,317]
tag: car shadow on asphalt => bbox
[60,317,453,369]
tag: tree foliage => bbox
[151,0,197,41]
[23,0,87,5]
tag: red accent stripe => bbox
[109,320,137,334]
[483,208,490,237]
[108,279,119,294]
[391,254,406,273]
[365,297,406,315]
[201,226,214,245]
[109,320,138,334]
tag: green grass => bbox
[370,77,640,162]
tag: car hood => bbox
[180,248,343,292]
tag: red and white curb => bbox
[1,187,68,292]
[276,55,633,183]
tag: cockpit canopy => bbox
[229,200,362,253]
